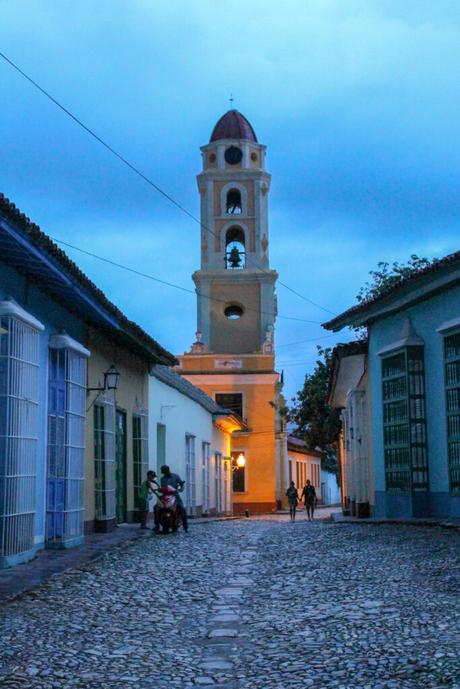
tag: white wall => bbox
[149,375,231,515]
[321,470,341,505]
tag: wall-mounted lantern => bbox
[232,453,246,471]
[88,364,120,393]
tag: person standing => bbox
[285,481,299,522]
[138,470,158,529]
[301,479,317,521]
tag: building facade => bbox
[283,436,322,508]
[324,252,460,519]
[149,365,245,517]
[177,110,284,514]
[328,342,371,517]
[0,194,175,566]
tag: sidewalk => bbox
[0,516,238,604]
[332,511,460,530]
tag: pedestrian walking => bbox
[285,481,299,522]
[138,470,158,529]
[301,479,316,521]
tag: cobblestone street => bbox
[1,515,460,689]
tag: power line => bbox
[277,333,340,349]
[53,236,324,324]
[0,50,337,318]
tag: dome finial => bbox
[229,93,234,107]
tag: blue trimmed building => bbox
[324,252,460,519]
[0,194,175,567]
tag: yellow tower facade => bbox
[177,110,283,513]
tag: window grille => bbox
[94,397,116,521]
[444,333,460,492]
[0,313,41,561]
[201,442,210,513]
[46,344,87,545]
[223,458,230,513]
[185,434,196,514]
[133,410,148,510]
[215,452,222,513]
[382,347,428,494]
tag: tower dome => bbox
[210,110,258,143]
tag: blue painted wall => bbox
[369,284,460,518]
[1,261,85,551]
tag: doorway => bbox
[115,410,127,523]
[156,423,166,476]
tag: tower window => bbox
[226,189,242,215]
[224,304,244,320]
[225,227,245,269]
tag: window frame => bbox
[46,339,88,546]
[442,331,460,493]
[381,346,429,495]
[94,396,116,521]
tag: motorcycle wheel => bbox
[162,524,169,535]
[172,524,178,532]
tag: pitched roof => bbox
[0,193,177,366]
[151,364,226,414]
[287,435,323,458]
[210,110,258,143]
[327,340,368,406]
[323,251,460,332]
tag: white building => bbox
[149,365,246,516]
[328,341,371,518]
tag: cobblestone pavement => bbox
[1,514,460,689]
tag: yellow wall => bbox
[209,283,260,353]
[179,352,279,512]
[85,327,149,528]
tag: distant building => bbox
[177,109,286,514]
[324,251,460,519]
[284,436,322,507]
[0,193,175,566]
[328,341,370,517]
[149,366,246,517]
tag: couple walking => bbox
[286,480,316,522]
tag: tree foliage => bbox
[356,254,432,304]
[289,347,341,473]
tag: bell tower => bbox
[194,109,278,354]
[178,110,284,516]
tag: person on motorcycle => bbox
[154,465,188,533]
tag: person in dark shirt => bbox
[301,479,317,521]
[285,481,299,522]
[154,464,188,533]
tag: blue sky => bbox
[2,1,460,399]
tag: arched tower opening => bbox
[226,189,242,215]
[225,227,245,269]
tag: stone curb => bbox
[331,512,460,530]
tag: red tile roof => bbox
[210,110,258,143]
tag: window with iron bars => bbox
[94,397,116,521]
[46,346,87,545]
[0,314,40,562]
[201,442,211,513]
[185,434,196,515]
[382,347,428,494]
[444,332,460,493]
[133,410,148,510]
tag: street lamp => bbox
[88,364,120,393]
[232,453,246,471]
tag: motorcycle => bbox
[157,485,182,534]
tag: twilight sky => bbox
[2,0,460,399]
